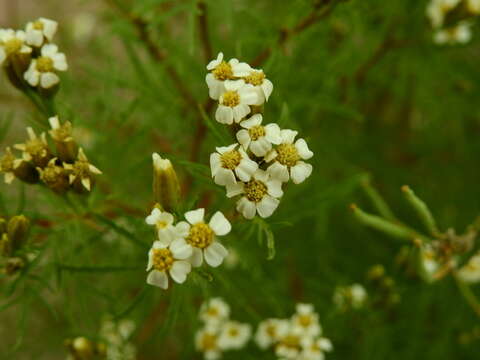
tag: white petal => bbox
[216,143,237,154]
[236,129,251,149]
[26,30,43,47]
[53,53,68,71]
[265,123,282,144]
[169,260,191,284]
[237,197,256,219]
[267,162,289,183]
[226,182,244,198]
[42,18,58,40]
[145,208,161,225]
[224,79,245,91]
[295,139,313,160]
[240,113,262,128]
[264,149,277,163]
[206,74,224,100]
[189,247,203,267]
[239,87,258,105]
[174,221,190,238]
[185,208,205,225]
[232,104,250,122]
[204,242,229,267]
[215,105,233,125]
[253,168,269,183]
[147,270,169,289]
[41,43,58,56]
[235,158,258,182]
[257,196,280,218]
[280,129,298,144]
[146,249,154,271]
[231,61,251,77]
[170,239,193,259]
[209,211,231,236]
[210,152,222,177]
[214,168,236,186]
[290,162,312,184]
[267,179,283,198]
[40,72,59,89]
[250,138,272,157]
[206,52,223,70]
[261,79,274,101]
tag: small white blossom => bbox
[434,22,472,45]
[199,298,231,327]
[266,129,313,184]
[146,240,192,289]
[275,328,304,360]
[210,143,258,186]
[0,29,32,65]
[176,208,231,268]
[145,208,176,245]
[291,303,322,338]
[333,283,368,310]
[300,337,333,360]
[255,318,289,349]
[215,80,258,125]
[195,326,222,360]
[242,68,273,105]
[218,321,251,350]
[25,18,58,47]
[426,0,461,28]
[206,52,251,100]
[226,169,283,219]
[24,43,67,88]
[457,252,480,283]
[236,114,282,157]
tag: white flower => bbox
[24,43,67,88]
[199,298,231,327]
[275,329,303,360]
[466,0,480,13]
[420,244,441,279]
[226,169,283,219]
[210,143,258,186]
[215,80,258,125]
[457,252,480,283]
[25,18,58,47]
[291,303,322,338]
[145,208,176,245]
[218,321,252,350]
[426,0,461,28]
[236,114,282,157]
[146,240,192,289]
[206,52,251,100]
[255,318,289,349]
[300,337,333,360]
[0,29,32,65]
[266,129,313,184]
[176,208,231,268]
[242,68,273,105]
[434,22,472,45]
[333,283,368,310]
[195,326,222,360]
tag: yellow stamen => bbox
[221,91,240,107]
[248,125,266,141]
[4,38,23,55]
[212,61,233,80]
[276,144,300,167]
[220,150,241,170]
[244,179,267,202]
[244,71,265,86]
[36,56,54,72]
[33,20,44,30]
[186,223,214,249]
[152,248,174,271]
[201,333,217,351]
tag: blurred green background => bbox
[1,0,480,359]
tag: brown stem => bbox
[197,0,213,62]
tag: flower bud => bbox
[152,153,181,212]
[66,337,95,359]
[37,158,70,194]
[49,116,78,163]
[4,257,25,275]
[7,215,30,252]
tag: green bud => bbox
[7,215,30,252]
[152,153,181,212]
[366,264,385,281]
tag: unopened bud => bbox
[152,153,180,212]
[4,257,25,275]
[49,116,78,162]
[7,215,30,252]
[67,337,95,359]
[38,158,70,194]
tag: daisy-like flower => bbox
[195,326,222,360]
[24,43,67,89]
[255,318,290,349]
[275,329,303,360]
[14,127,51,168]
[206,52,251,100]
[457,252,480,283]
[25,18,58,47]
[226,169,283,220]
[434,22,472,45]
[215,80,258,125]
[242,68,273,105]
[176,208,231,268]
[145,208,176,245]
[218,321,252,350]
[63,148,102,192]
[236,114,281,157]
[426,0,461,28]
[266,129,313,184]
[0,29,31,66]
[199,298,231,326]
[300,337,333,360]
[210,144,258,186]
[291,303,322,338]
[146,240,192,289]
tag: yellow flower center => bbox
[0,151,15,172]
[276,143,300,167]
[221,91,240,107]
[24,139,48,163]
[280,335,300,349]
[152,248,174,271]
[156,221,168,229]
[4,38,23,55]
[228,327,239,337]
[244,71,265,86]
[212,61,233,80]
[220,150,241,170]
[36,56,54,72]
[40,163,69,192]
[298,315,313,327]
[207,307,219,317]
[33,20,44,30]
[186,223,214,249]
[266,325,277,338]
[248,125,266,141]
[201,333,218,351]
[244,179,268,203]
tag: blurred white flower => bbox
[291,303,322,338]
[218,321,251,350]
[195,326,222,360]
[300,336,333,360]
[210,143,258,186]
[226,169,283,219]
[176,208,230,268]
[24,43,67,88]
[255,318,289,349]
[457,252,480,283]
[275,329,304,360]
[466,0,480,14]
[25,18,57,47]
[426,0,461,28]
[0,29,31,65]
[236,114,282,157]
[215,80,258,124]
[199,298,231,327]
[100,318,137,360]
[434,22,472,45]
[146,240,192,289]
[333,283,368,311]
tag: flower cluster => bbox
[99,318,137,360]
[195,298,251,359]
[333,284,368,312]
[206,53,313,219]
[426,0,480,44]
[0,116,102,194]
[255,303,333,360]
[0,18,67,94]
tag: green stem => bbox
[454,273,480,318]
[401,185,439,238]
[361,176,396,221]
